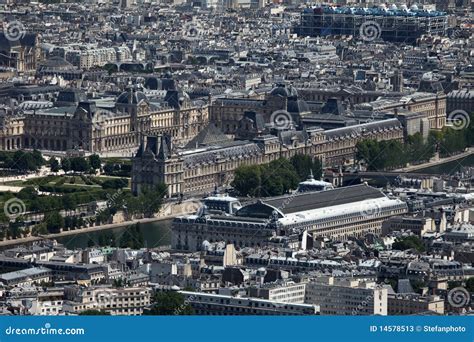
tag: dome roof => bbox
[116,90,148,105]
[270,84,298,98]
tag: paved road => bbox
[393,148,474,173]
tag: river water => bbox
[57,219,172,249]
[412,154,474,175]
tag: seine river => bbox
[413,154,474,175]
[57,219,173,249]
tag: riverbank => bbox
[394,148,474,173]
[0,199,201,248]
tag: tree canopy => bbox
[89,154,101,170]
[356,114,474,172]
[290,154,323,180]
[2,150,45,172]
[145,291,193,315]
[49,157,60,172]
[392,236,425,253]
[231,157,303,197]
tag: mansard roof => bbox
[116,89,148,105]
[39,56,75,70]
[325,118,402,140]
[215,98,265,107]
[181,141,262,168]
[184,124,231,149]
[270,84,298,98]
[279,130,308,146]
[263,184,386,215]
[287,98,310,114]
[135,135,171,160]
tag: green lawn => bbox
[1,174,131,193]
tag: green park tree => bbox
[49,157,60,172]
[145,291,193,315]
[88,154,101,171]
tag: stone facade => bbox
[362,92,447,130]
[171,184,407,251]
[0,107,24,151]
[6,89,209,154]
[132,118,404,198]
[210,84,309,134]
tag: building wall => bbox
[133,118,404,198]
[63,286,151,316]
[0,114,24,151]
[305,278,388,316]
[180,290,318,315]
[16,102,208,154]
[172,218,274,251]
[447,90,474,115]
[210,94,286,134]
[378,94,447,130]
[388,295,445,315]
[249,282,307,304]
